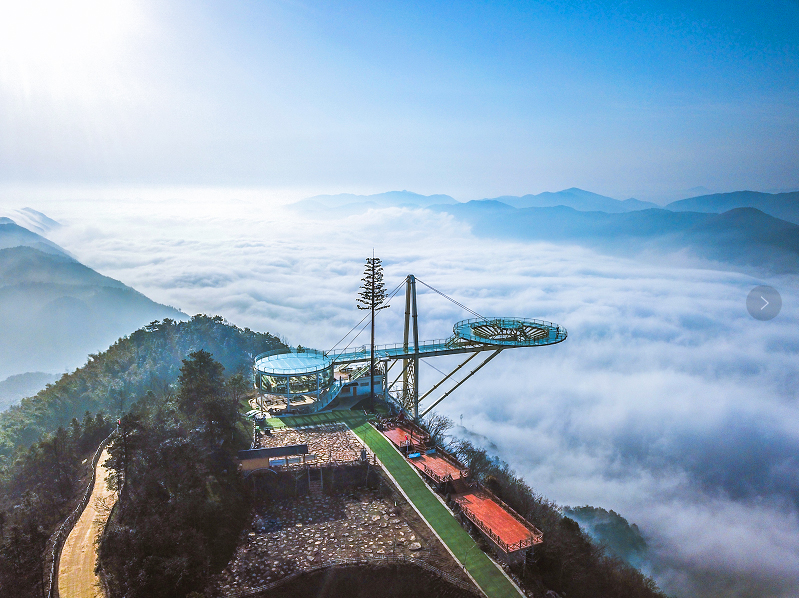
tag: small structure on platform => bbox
[240,418,378,497]
[238,444,310,474]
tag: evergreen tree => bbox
[178,350,238,447]
[356,255,390,410]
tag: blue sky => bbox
[0,0,797,200]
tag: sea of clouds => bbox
[11,187,799,598]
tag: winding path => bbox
[57,448,115,598]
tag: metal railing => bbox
[253,347,332,376]
[326,337,457,362]
[452,317,567,347]
[459,503,536,554]
[314,379,344,411]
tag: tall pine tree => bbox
[357,255,389,410]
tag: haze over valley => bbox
[1,1,797,597]
[1,186,797,597]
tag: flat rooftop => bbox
[255,352,331,375]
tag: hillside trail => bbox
[57,448,115,598]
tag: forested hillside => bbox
[100,350,251,598]
[0,315,285,465]
[0,316,285,598]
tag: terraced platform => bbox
[453,490,539,553]
[259,411,524,597]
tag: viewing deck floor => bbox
[410,452,465,482]
[453,490,536,550]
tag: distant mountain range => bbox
[294,188,799,272]
[666,191,799,225]
[295,188,657,213]
[479,188,660,212]
[434,202,799,273]
[0,216,185,382]
[297,187,799,222]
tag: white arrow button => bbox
[760,296,769,310]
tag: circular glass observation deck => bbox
[253,349,334,398]
[452,317,567,347]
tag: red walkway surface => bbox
[378,423,541,554]
[454,491,535,551]
[409,452,466,482]
[382,425,423,448]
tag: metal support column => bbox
[402,275,420,419]
[412,276,419,419]
[389,360,405,393]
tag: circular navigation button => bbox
[746,285,781,321]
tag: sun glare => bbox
[0,0,143,97]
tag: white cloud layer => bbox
[3,187,798,597]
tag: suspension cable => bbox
[326,312,370,355]
[421,358,448,377]
[415,278,484,319]
[326,275,408,355]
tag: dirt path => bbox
[57,448,115,598]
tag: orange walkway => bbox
[379,422,540,554]
[382,424,423,449]
[454,490,535,551]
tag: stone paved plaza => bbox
[254,423,366,464]
[213,489,445,594]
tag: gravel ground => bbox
[212,487,469,595]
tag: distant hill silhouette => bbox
[482,187,660,212]
[0,222,186,379]
[666,191,799,225]
[0,372,58,412]
[433,202,799,273]
[564,506,649,569]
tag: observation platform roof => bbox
[254,351,332,376]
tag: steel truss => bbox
[329,274,567,420]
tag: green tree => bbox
[226,373,249,406]
[178,350,239,447]
[356,254,390,410]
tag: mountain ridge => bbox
[480,187,661,212]
[0,221,187,380]
[666,190,799,225]
[431,202,799,273]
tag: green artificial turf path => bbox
[263,410,523,597]
[347,418,524,598]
